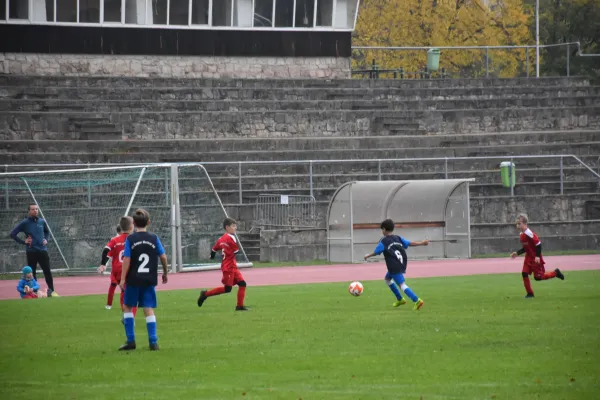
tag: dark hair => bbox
[28,203,37,211]
[380,219,395,232]
[223,217,237,230]
[119,216,133,232]
[133,209,150,228]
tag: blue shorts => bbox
[123,285,157,308]
[385,272,406,285]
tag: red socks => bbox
[543,271,557,280]
[107,284,117,306]
[206,286,226,297]
[237,287,246,307]
[523,276,534,295]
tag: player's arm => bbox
[97,243,111,273]
[42,220,49,245]
[510,247,526,258]
[156,237,168,284]
[16,279,27,295]
[10,221,27,245]
[210,238,228,259]
[119,238,132,290]
[364,242,384,261]
[31,279,40,292]
[409,239,429,246]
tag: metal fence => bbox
[255,194,316,230]
[4,154,600,206]
[351,42,600,79]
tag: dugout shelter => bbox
[327,180,473,263]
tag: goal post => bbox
[0,163,252,275]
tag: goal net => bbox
[0,163,251,274]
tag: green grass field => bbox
[1,271,599,400]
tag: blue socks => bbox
[123,312,135,343]
[123,313,158,345]
[387,281,403,301]
[403,286,419,302]
[146,315,158,345]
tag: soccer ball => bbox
[348,281,364,296]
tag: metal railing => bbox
[4,155,600,205]
[255,194,316,230]
[351,42,600,79]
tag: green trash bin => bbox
[500,161,516,188]
[427,48,441,71]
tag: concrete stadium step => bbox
[2,107,599,139]
[472,233,600,254]
[2,85,599,102]
[2,96,598,112]
[5,142,600,164]
[0,75,589,89]
[4,130,598,152]
[472,220,600,238]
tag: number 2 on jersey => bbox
[138,253,150,273]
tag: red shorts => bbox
[23,292,38,299]
[221,268,244,287]
[522,260,546,279]
[110,268,122,285]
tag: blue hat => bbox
[22,266,32,275]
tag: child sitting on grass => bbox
[16,266,47,299]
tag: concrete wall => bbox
[260,229,327,262]
[0,53,351,79]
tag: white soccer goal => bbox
[0,163,252,274]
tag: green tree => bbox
[526,0,600,78]
[353,0,534,78]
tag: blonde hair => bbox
[516,214,529,224]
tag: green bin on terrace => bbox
[500,161,516,188]
[427,48,441,71]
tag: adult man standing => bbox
[10,204,58,297]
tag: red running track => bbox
[1,255,598,300]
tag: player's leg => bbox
[533,264,563,281]
[107,271,119,309]
[119,286,139,351]
[384,272,405,306]
[38,251,56,296]
[119,285,137,316]
[522,262,534,298]
[198,271,232,307]
[392,273,423,310]
[26,252,38,281]
[139,287,159,350]
[234,269,249,311]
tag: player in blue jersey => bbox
[119,209,169,351]
[363,219,430,311]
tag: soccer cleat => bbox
[413,299,424,311]
[197,290,207,308]
[118,342,136,351]
[105,305,112,310]
[393,299,407,307]
[555,268,565,280]
[525,293,535,298]
[149,343,160,351]
[235,306,250,311]
[48,290,59,297]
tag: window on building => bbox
[191,0,208,24]
[169,0,188,25]
[9,0,29,19]
[253,0,273,27]
[212,0,232,26]
[315,0,333,27]
[79,0,99,22]
[274,0,293,27]
[103,0,121,22]
[56,0,77,22]
[294,0,312,28]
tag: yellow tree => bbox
[353,0,533,78]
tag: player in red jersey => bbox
[510,214,565,298]
[197,218,249,311]
[97,216,137,315]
